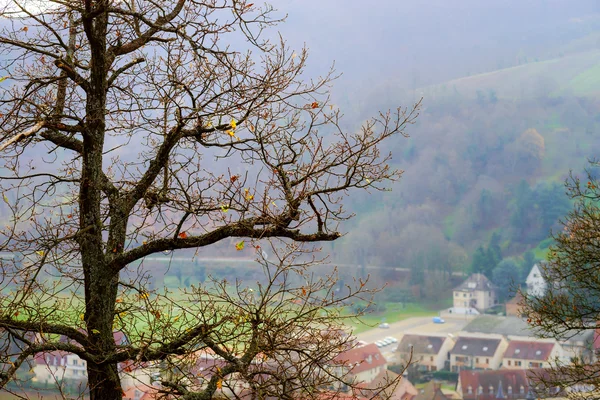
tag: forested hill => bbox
[329,47,600,300]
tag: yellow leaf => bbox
[230,119,237,129]
[235,241,245,251]
[119,312,127,318]
[173,315,180,322]
[244,188,253,201]
[116,298,123,303]
[2,193,8,204]
[366,178,371,184]
[271,201,277,208]
[226,130,235,137]
[0,76,9,83]
[217,379,223,389]
[91,329,100,334]
[220,204,229,213]
[35,250,44,257]
[79,314,85,321]
[139,292,149,300]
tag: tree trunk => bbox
[80,7,123,398]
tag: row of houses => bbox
[395,333,574,373]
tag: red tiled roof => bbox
[122,385,159,400]
[334,343,387,375]
[398,335,446,355]
[33,350,72,366]
[450,337,501,357]
[454,274,496,291]
[506,292,524,305]
[459,369,530,400]
[504,340,555,361]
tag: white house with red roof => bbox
[333,343,387,387]
[396,334,455,372]
[32,351,87,384]
[502,340,562,369]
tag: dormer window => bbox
[508,386,513,395]
[468,386,473,395]
[515,349,521,354]
[462,345,468,350]
[520,386,525,394]
[489,385,494,395]
[483,346,488,352]
[427,344,433,349]
[535,350,542,356]
[478,386,483,395]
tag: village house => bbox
[333,343,387,387]
[32,351,87,384]
[526,263,547,297]
[505,292,525,317]
[502,340,561,369]
[355,369,418,400]
[449,336,508,371]
[396,334,455,372]
[452,274,498,313]
[414,381,450,400]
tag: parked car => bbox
[378,323,390,329]
[375,341,384,347]
[432,317,445,324]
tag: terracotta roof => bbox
[506,292,524,305]
[356,370,417,400]
[504,341,555,361]
[397,335,446,355]
[459,369,530,400]
[450,337,501,357]
[334,343,387,375]
[415,381,449,400]
[33,350,72,366]
[454,274,496,292]
[122,385,159,400]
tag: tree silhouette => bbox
[0,1,418,399]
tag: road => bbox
[354,316,473,363]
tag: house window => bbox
[515,361,522,366]
[486,358,489,364]
[467,386,473,395]
[463,293,467,298]
[476,358,479,363]
[508,360,511,366]
[478,386,483,395]
[489,386,494,395]
[430,356,434,362]
[455,292,459,297]
[530,362,542,368]
[508,386,513,395]
[73,359,78,366]
[431,366,437,371]
[520,386,525,394]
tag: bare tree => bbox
[0,1,419,399]
[520,166,600,396]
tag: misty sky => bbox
[273,0,600,94]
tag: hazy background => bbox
[246,0,600,302]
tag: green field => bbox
[348,302,437,334]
